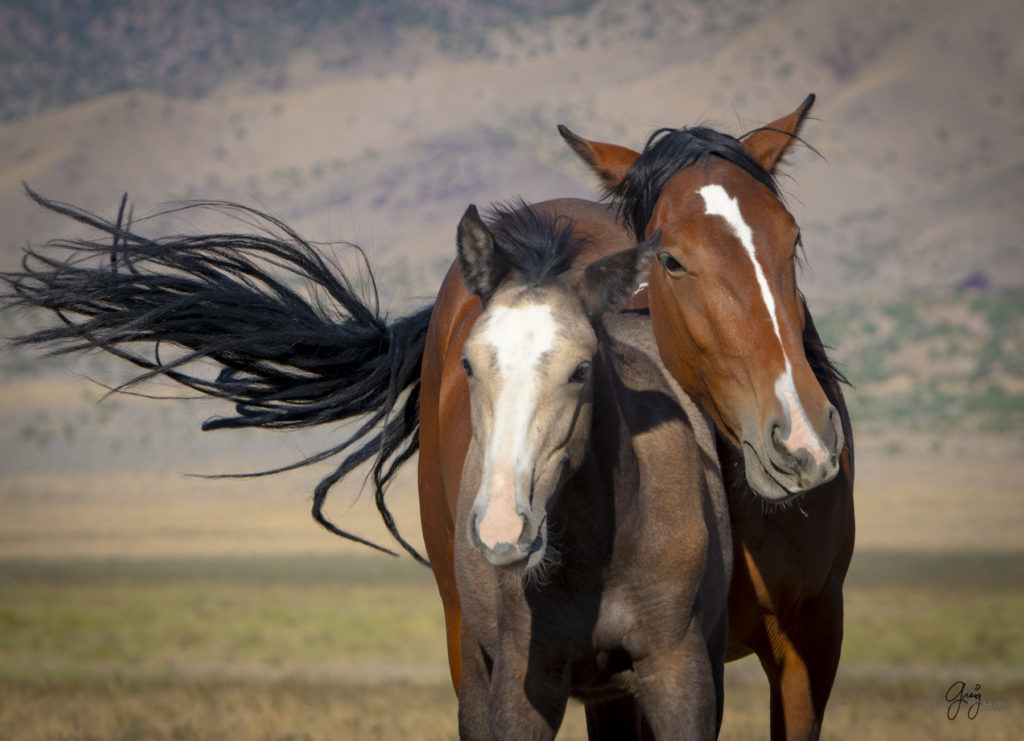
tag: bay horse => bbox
[418,95,854,740]
[451,202,730,739]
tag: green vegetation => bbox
[843,550,1024,678]
[843,587,1024,667]
[815,288,1024,436]
[0,556,444,682]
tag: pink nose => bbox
[477,499,526,551]
[470,509,539,567]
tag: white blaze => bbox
[699,184,828,464]
[475,303,558,547]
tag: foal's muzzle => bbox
[469,512,545,567]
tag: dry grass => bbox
[1,373,1022,738]
[721,660,1023,741]
[0,677,461,741]
[0,554,1021,739]
[2,669,1020,740]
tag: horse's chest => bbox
[563,583,682,698]
[561,598,639,697]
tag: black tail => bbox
[2,186,432,564]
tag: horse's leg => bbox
[634,628,718,740]
[584,696,653,740]
[708,604,730,736]
[757,585,844,741]
[480,635,569,741]
[490,663,567,739]
[457,625,493,740]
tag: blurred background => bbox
[0,0,1021,738]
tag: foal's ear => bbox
[578,230,661,318]
[742,93,816,173]
[457,204,508,304]
[558,124,641,191]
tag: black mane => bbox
[612,126,780,240]
[484,200,588,285]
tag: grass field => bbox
[1,375,1021,738]
[1,552,1021,740]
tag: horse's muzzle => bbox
[746,404,844,500]
[469,512,545,567]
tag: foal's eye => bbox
[461,357,473,377]
[658,252,686,277]
[569,361,591,384]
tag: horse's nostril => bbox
[794,447,816,475]
[770,423,789,455]
[828,406,844,455]
[491,542,515,558]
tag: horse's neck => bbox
[547,343,636,563]
[591,340,636,474]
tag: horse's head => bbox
[455,203,657,568]
[560,95,843,501]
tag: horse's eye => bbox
[569,361,591,384]
[461,357,473,377]
[658,252,686,277]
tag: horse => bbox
[450,202,730,739]
[417,95,854,740]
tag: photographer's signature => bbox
[946,681,982,720]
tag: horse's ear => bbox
[558,124,640,190]
[578,230,661,318]
[742,93,816,173]
[457,204,508,304]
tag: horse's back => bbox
[534,198,633,256]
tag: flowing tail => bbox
[2,186,432,564]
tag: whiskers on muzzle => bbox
[493,525,562,592]
[469,502,549,567]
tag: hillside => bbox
[1,0,1021,508]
